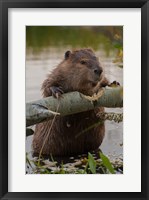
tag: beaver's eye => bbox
[80,60,86,65]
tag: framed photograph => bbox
[0,0,148,199]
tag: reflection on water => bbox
[26,48,123,167]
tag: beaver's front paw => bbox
[108,81,120,87]
[50,86,64,98]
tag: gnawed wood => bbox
[26,86,123,127]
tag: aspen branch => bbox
[26,86,123,127]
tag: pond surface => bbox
[26,48,123,172]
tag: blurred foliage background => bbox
[26,26,123,61]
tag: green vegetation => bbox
[26,26,123,56]
[99,152,115,174]
[26,151,123,174]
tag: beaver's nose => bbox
[94,68,103,75]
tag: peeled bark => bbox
[26,86,123,127]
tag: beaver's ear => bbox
[86,48,94,53]
[65,51,71,59]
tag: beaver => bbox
[32,48,109,156]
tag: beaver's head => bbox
[63,48,104,95]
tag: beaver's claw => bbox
[108,81,120,87]
[50,86,64,98]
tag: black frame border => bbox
[0,0,149,199]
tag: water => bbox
[26,48,123,170]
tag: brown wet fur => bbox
[32,48,109,156]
